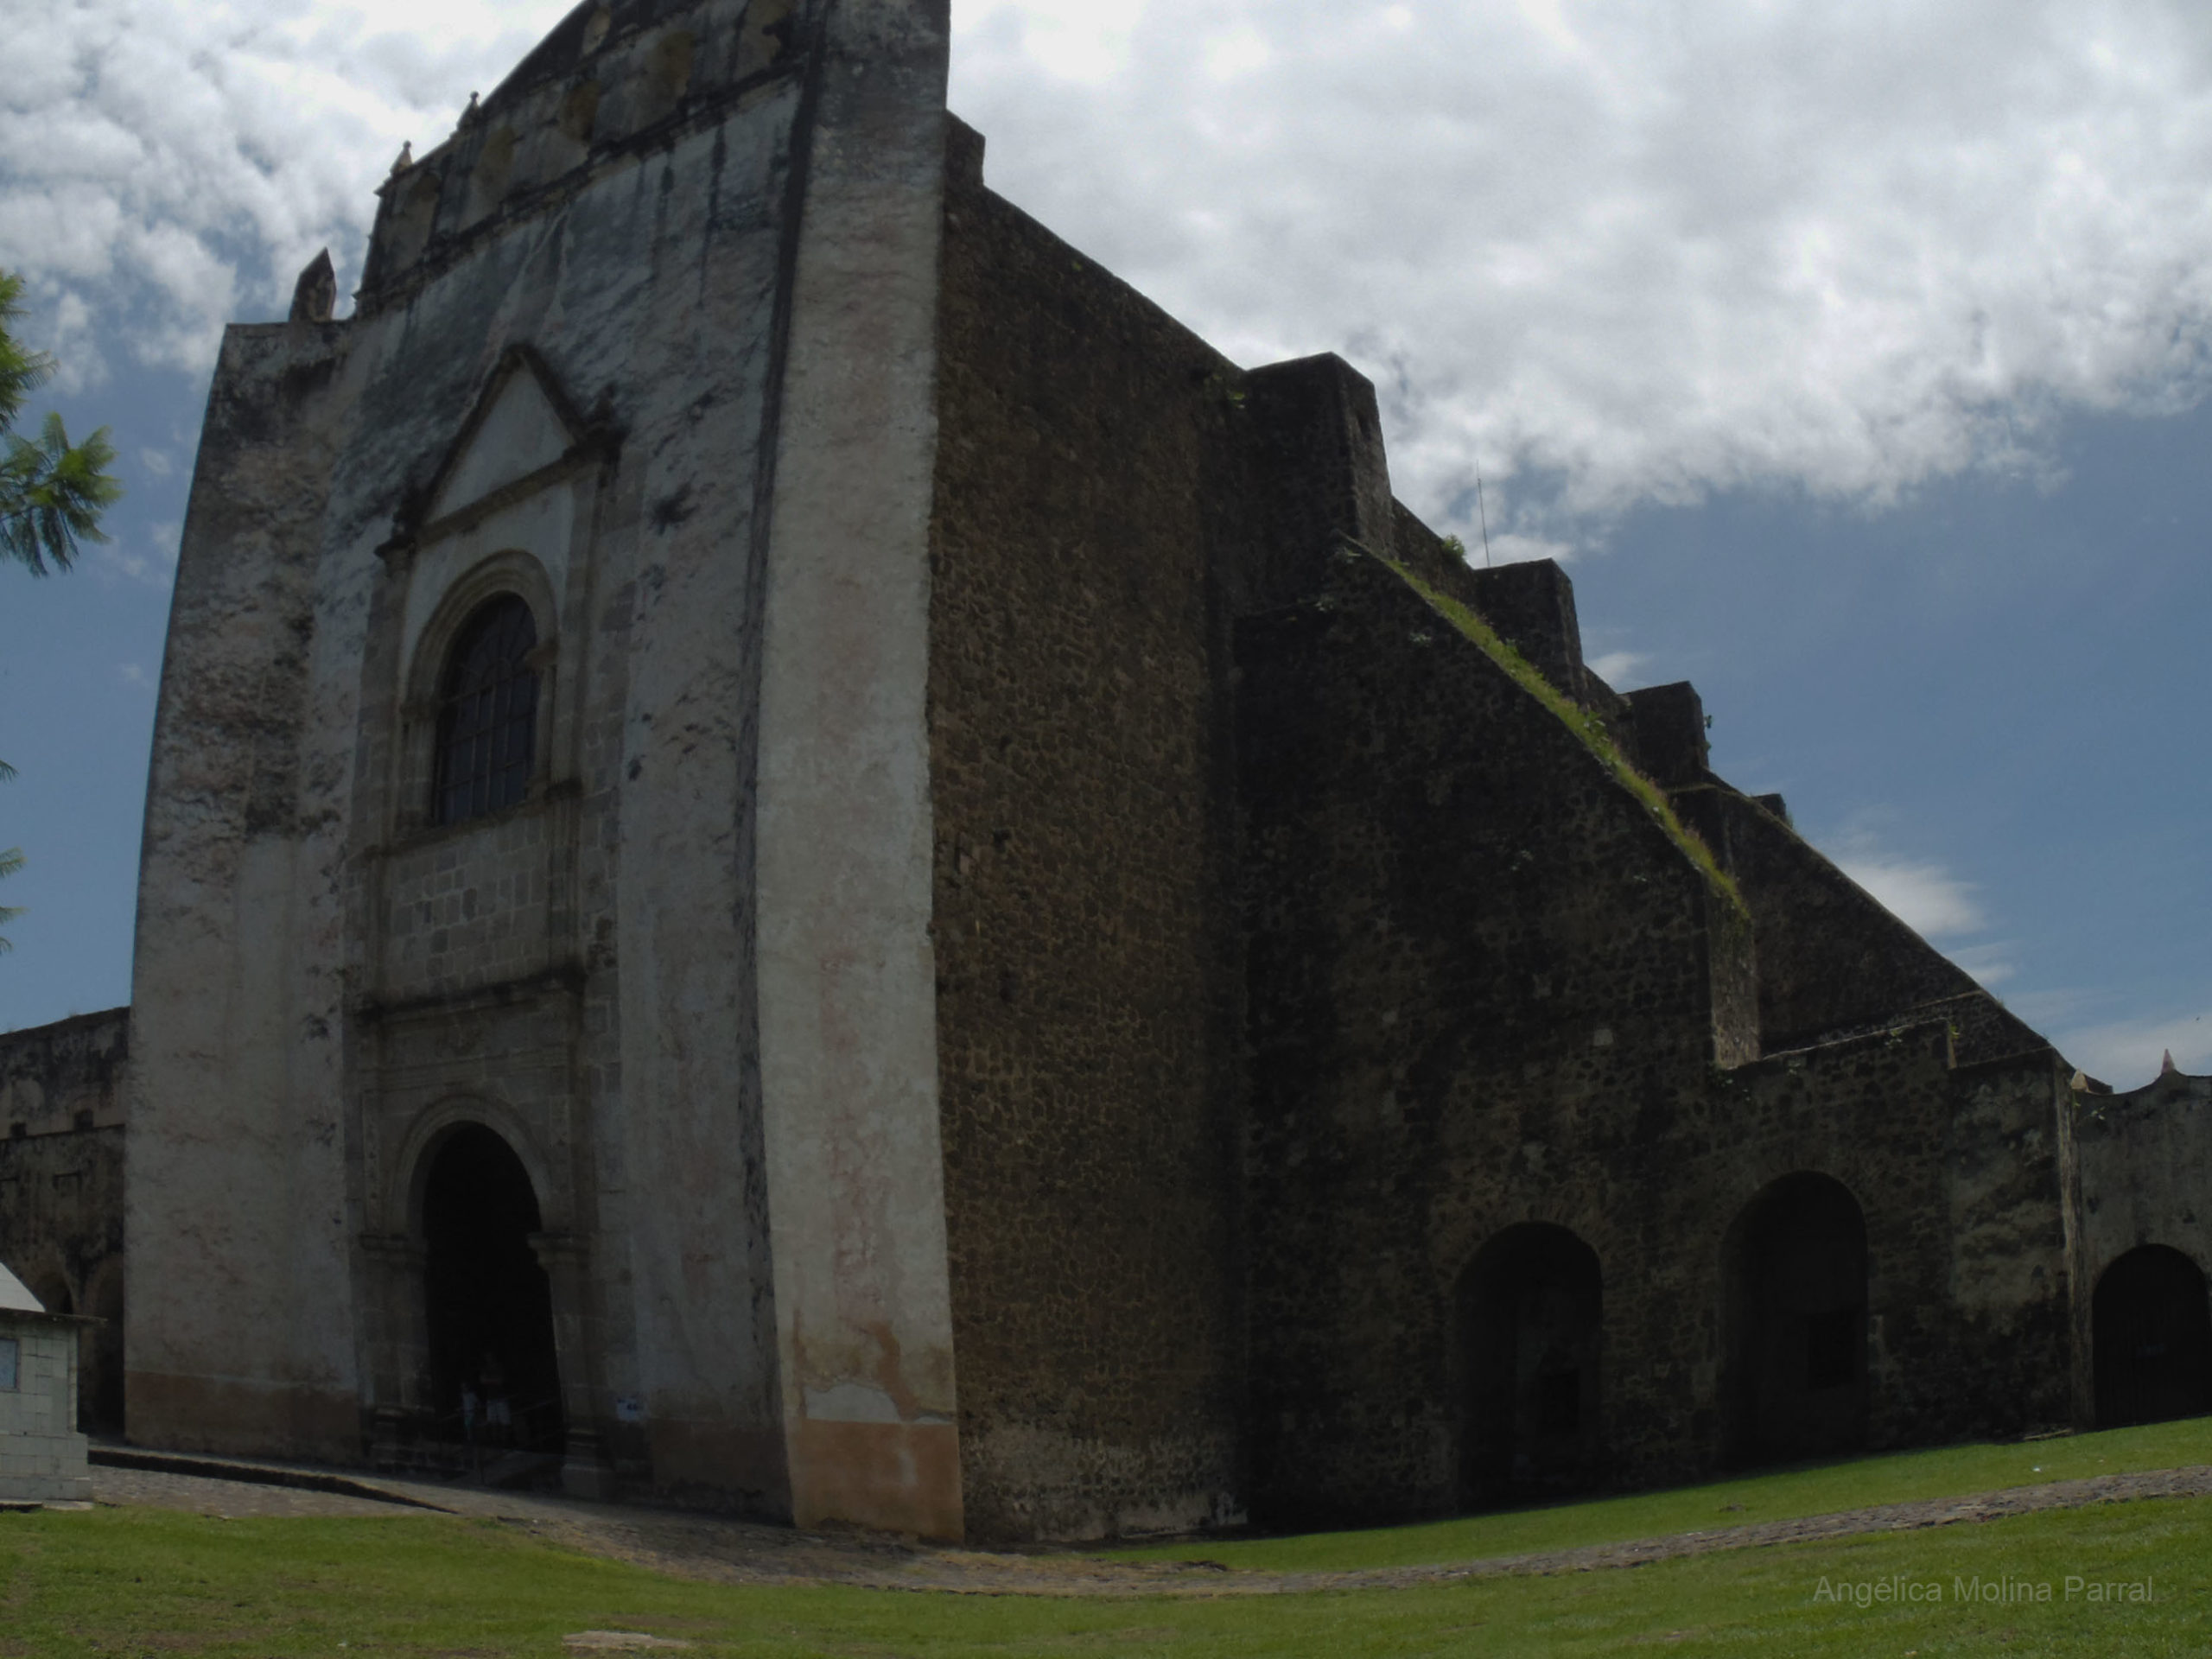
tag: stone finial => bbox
[2070,1069,2090,1092]
[391,141,414,175]
[2163,1049,2179,1075]
[289,249,337,325]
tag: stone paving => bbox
[91,1465,424,1521]
[82,1451,2212,1599]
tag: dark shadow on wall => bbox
[80,1255,124,1433]
[1455,1222,1604,1510]
[2094,1244,2212,1428]
[1721,1172,1867,1467]
[421,1123,565,1454]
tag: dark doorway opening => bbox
[1721,1172,1867,1467]
[420,1124,564,1452]
[81,1259,124,1433]
[1456,1223,1603,1509]
[2094,1245,2212,1428]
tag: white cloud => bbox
[952,0,2212,541]
[0,0,570,368]
[10,0,2212,552]
[1822,810,1994,948]
[950,0,1138,85]
[1834,851,1986,941]
[1819,814,2022,988]
[1946,942,2017,990]
[1585,649,1647,688]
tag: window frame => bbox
[393,551,560,844]
[430,593,543,827]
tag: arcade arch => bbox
[1454,1222,1603,1508]
[1720,1172,1868,1466]
[2093,1244,2212,1428]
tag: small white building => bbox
[0,1263,89,1505]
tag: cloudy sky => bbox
[5,0,2212,1084]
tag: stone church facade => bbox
[3,0,2210,1543]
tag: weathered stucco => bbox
[752,0,963,1541]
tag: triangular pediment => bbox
[424,346,588,524]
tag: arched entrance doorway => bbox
[420,1124,564,1453]
[79,1257,124,1433]
[1455,1222,1603,1508]
[1721,1172,1867,1466]
[2094,1245,2212,1427]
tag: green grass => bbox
[1109,1416,2212,1573]
[8,1491,2212,1656]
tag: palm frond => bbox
[1,412,121,574]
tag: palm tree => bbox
[1,269,120,573]
[1,269,120,954]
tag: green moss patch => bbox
[1374,550,1745,913]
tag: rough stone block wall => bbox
[925,124,1246,1542]
[1942,1049,2072,1433]
[378,811,557,999]
[0,1010,124,1434]
[2071,1066,2212,1423]
[1694,785,2041,1061]
[2074,1071,2212,1289]
[1237,550,1758,1524]
[1235,550,2071,1524]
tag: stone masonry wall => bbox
[2071,1065,2212,1421]
[925,121,1247,1542]
[0,1009,126,1433]
[1682,783,2043,1062]
[1236,550,1760,1524]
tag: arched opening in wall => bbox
[1720,1173,1868,1467]
[1455,1223,1603,1509]
[24,1272,72,1319]
[431,594,539,825]
[420,1124,563,1453]
[2094,1245,2212,1428]
[79,1257,124,1433]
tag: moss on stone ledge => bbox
[1376,550,1747,915]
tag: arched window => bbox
[433,594,538,825]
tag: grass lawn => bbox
[3,1484,2209,1656]
[1109,1415,2212,1573]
